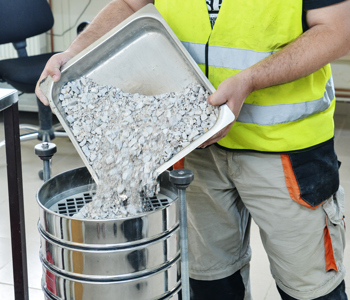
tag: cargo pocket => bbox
[281,139,339,208]
[322,186,346,272]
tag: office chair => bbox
[0,0,90,179]
[0,0,68,146]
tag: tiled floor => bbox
[0,102,349,300]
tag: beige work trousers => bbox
[184,145,346,300]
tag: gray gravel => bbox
[59,76,218,219]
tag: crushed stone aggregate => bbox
[58,76,218,219]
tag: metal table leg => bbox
[1,89,29,300]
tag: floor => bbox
[0,102,349,300]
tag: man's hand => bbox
[200,70,253,148]
[35,51,75,105]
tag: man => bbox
[36,0,350,299]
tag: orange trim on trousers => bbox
[280,154,323,209]
[324,216,339,272]
[173,157,185,170]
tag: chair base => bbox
[0,125,68,149]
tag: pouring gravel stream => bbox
[58,76,218,219]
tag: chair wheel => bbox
[38,170,44,180]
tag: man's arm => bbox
[36,0,153,105]
[66,0,153,59]
[203,0,350,147]
[246,0,350,93]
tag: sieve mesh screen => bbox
[50,192,170,217]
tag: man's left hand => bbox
[200,70,253,148]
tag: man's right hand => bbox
[35,51,75,105]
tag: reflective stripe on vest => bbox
[238,76,335,125]
[182,41,276,70]
[182,41,335,125]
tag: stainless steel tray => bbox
[41,4,235,184]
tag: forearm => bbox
[245,23,350,92]
[66,0,152,56]
[245,1,350,93]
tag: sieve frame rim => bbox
[40,253,181,284]
[38,220,180,251]
[36,167,178,222]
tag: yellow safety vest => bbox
[155,0,335,152]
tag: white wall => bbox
[332,56,350,102]
[332,59,350,88]
[50,0,112,52]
